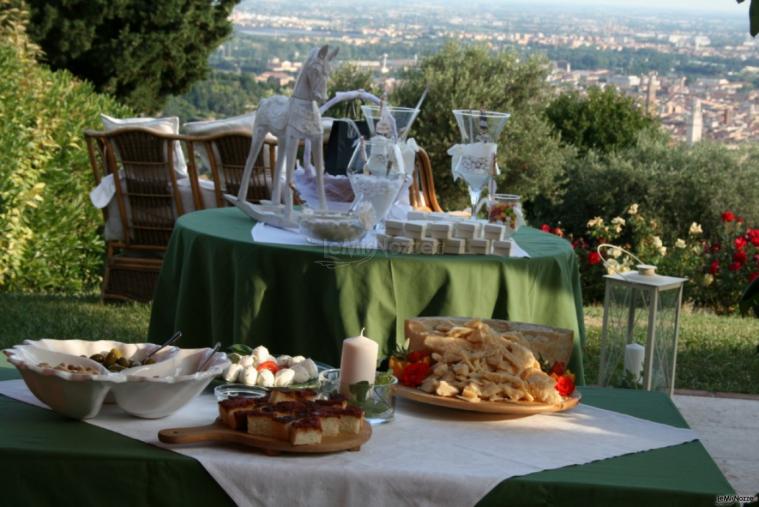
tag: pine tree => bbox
[25,0,240,112]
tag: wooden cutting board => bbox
[395,385,581,416]
[158,419,372,455]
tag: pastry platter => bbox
[393,316,581,416]
[394,385,581,416]
[158,419,372,455]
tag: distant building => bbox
[608,75,641,88]
[554,60,571,73]
[645,74,658,115]
[256,71,295,87]
[687,98,703,145]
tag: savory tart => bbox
[218,389,364,446]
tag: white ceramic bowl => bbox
[3,340,228,420]
[111,347,228,418]
[26,338,178,363]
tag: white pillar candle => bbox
[339,329,379,396]
[624,343,645,382]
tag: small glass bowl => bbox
[214,383,268,402]
[487,194,524,236]
[299,211,370,245]
[319,368,398,425]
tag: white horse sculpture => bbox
[226,45,339,223]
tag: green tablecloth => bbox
[0,359,734,506]
[149,208,587,382]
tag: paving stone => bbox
[673,394,759,496]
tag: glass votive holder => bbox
[487,194,524,237]
[318,368,397,425]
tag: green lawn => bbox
[0,293,151,348]
[1,293,758,394]
[582,305,759,395]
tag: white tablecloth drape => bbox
[0,380,696,507]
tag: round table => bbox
[148,207,587,381]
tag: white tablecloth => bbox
[251,223,531,258]
[0,379,696,507]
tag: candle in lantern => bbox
[624,343,645,383]
[339,329,379,396]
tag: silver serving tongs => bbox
[143,331,182,363]
[196,342,222,373]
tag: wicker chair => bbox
[409,147,443,212]
[185,131,277,208]
[85,129,200,302]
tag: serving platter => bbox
[214,360,333,393]
[394,385,581,416]
[158,419,372,455]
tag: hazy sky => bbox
[488,0,748,14]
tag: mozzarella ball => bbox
[222,363,243,383]
[302,358,319,379]
[274,368,295,387]
[239,355,254,368]
[240,366,258,386]
[276,355,293,368]
[291,363,310,384]
[251,346,270,365]
[290,355,306,365]
[256,368,275,387]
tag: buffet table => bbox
[148,208,587,381]
[0,361,734,506]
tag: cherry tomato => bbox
[407,350,431,363]
[256,360,279,373]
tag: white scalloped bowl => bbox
[23,339,180,404]
[111,348,229,419]
[3,341,228,420]
[4,345,121,419]
[24,339,179,367]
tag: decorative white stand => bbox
[225,45,339,226]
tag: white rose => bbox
[689,222,703,236]
[587,217,604,228]
[611,217,626,226]
[659,246,667,256]
[675,239,686,249]
[652,236,663,249]
[627,203,639,215]
[704,273,714,286]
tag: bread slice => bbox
[405,317,574,366]
[219,397,266,430]
[289,417,322,446]
[338,405,364,435]
[314,397,348,410]
[269,388,319,404]
[313,408,341,437]
[226,397,364,445]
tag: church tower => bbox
[687,98,703,145]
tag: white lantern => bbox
[597,263,687,396]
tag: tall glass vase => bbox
[450,109,510,216]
